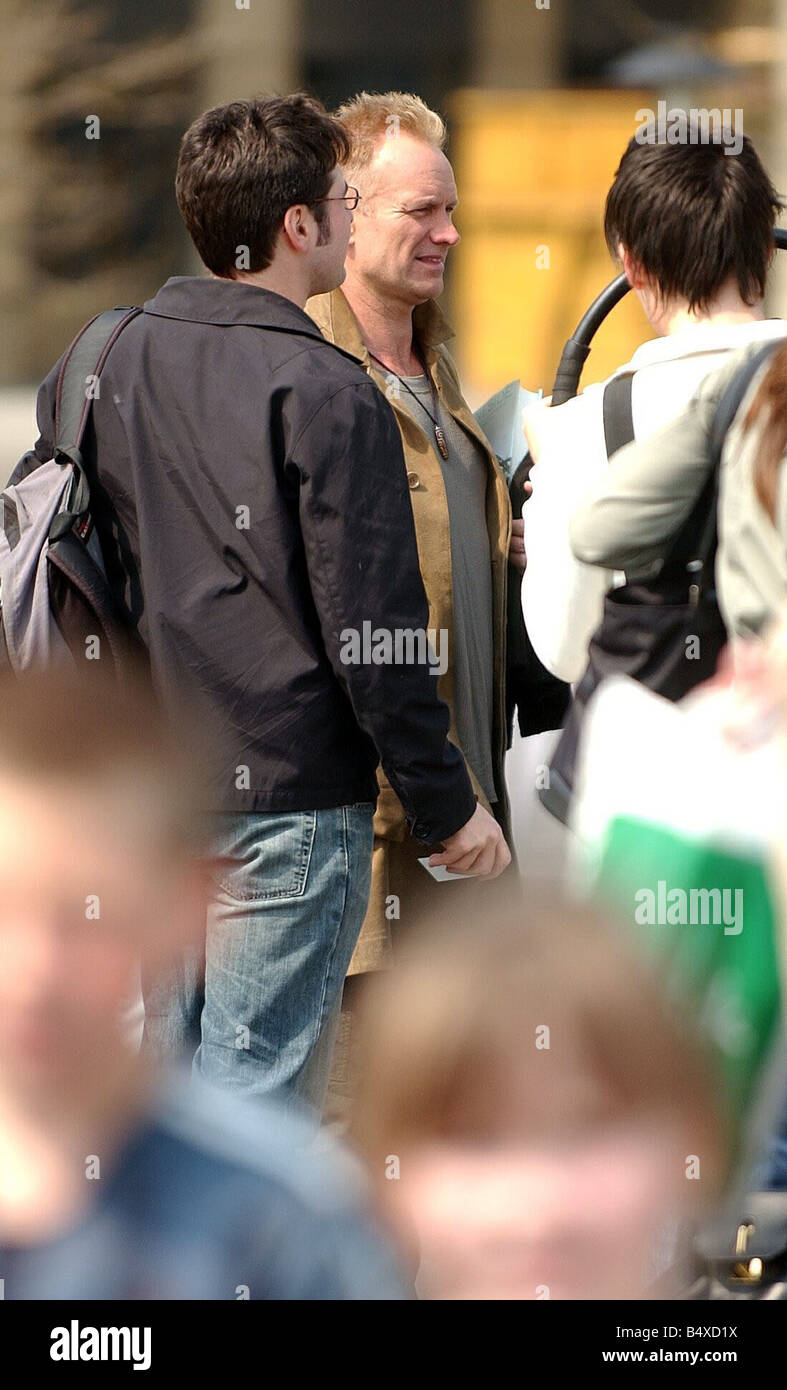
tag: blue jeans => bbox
[141,804,374,1111]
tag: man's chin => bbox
[314,263,347,298]
[412,267,445,296]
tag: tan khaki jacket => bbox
[306,287,511,843]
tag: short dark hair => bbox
[604,130,783,313]
[175,93,351,277]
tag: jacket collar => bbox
[306,287,510,490]
[305,287,455,366]
[144,276,330,343]
[626,317,787,372]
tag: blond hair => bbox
[350,895,728,1196]
[334,91,447,186]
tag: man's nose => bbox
[432,219,460,247]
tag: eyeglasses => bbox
[312,185,361,211]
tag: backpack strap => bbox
[709,340,783,470]
[49,306,140,536]
[55,306,141,454]
[692,339,784,573]
[602,373,635,458]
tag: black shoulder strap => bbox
[708,339,782,469]
[602,373,635,459]
[55,306,141,460]
[46,307,140,536]
[692,339,784,569]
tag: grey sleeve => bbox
[568,357,742,574]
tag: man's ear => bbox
[281,205,311,254]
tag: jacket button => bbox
[407,471,420,489]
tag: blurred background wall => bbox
[0,0,783,447]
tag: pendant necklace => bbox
[367,350,450,460]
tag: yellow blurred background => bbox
[449,88,659,398]
[1,0,785,453]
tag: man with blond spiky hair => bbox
[307,92,514,1121]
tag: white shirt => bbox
[521,318,787,684]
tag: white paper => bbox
[418,856,476,881]
[474,380,542,484]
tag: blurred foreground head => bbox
[351,898,728,1300]
[0,670,206,1104]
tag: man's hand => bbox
[428,803,511,879]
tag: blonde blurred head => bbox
[350,895,728,1299]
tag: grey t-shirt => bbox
[398,373,497,804]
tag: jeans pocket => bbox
[211,811,318,903]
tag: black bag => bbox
[539,341,780,825]
[0,307,144,680]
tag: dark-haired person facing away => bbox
[30,95,508,1111]
[521,124,786,686]
[0,672,409,1300]
[569,338,787,1191]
